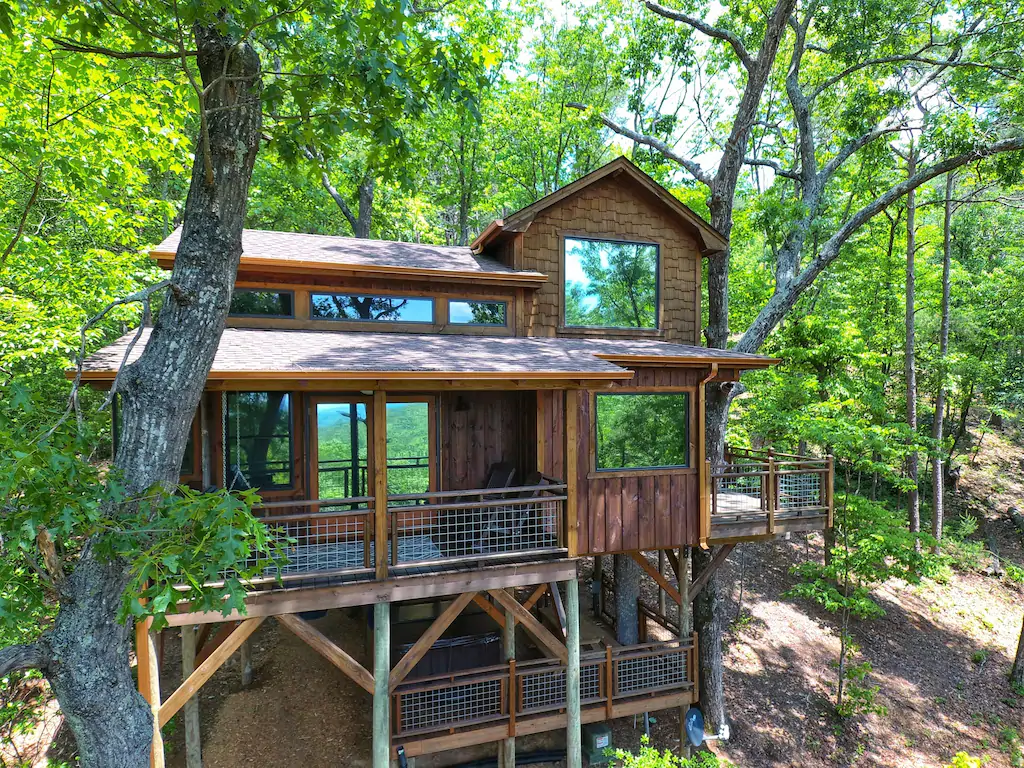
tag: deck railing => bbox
[386,484,566,569]
[391,637,697,740]
[707,446,833,540]
[241,483,567,585]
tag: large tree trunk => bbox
[932,172,953,550]
[1012,616,1024,690]
[613,555,641,645]
[905,143,920,539]
[38,24,263,768]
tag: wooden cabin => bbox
[79,157,833,766]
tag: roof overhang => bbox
[593,353,780,369]
[151,252,549,288]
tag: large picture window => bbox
[595,392,689,471]
[225,392,293,490]
[563,237,658,329]
[311,293,434,323]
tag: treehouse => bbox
[77,157,833,766]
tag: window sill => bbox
[587,467,696,480]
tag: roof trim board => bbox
[471,157,728,254]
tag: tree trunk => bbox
[613,554,641,645]
[932,172,953,550]
[39,24,263,768]
[354,172,375,238]
[692,545,726,730]
[905,143,920,539]
[1011,616,1024,690]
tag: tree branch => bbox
[738,134,1024,353]
[644,0,754,70]
[300,145,358,232]
[566,103,713,187]
[745,156,800,180]
[50,38,195,60]
[0,161,44,269]
[0,643,45,676]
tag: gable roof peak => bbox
[471,156,727,253]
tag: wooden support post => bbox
[628,551,682,606]
[688,543,735,602]
[565,389,579,557]
[373,391,389,579]
[373,601,391,768]
[501,590,516,768]
[181,625,202,768]
[136,618,164,768]
[565,576,582,768]
[658,550,667,616]
[679,547,691,760]
[239,639,253,688]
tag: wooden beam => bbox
[565,389,580,557]
[689,543,735,602]
[159,617,264,727]
[166,559,578,626]
[629,552,682,606]
[195,621,239,666]
[664,549,681,584]
[522,583,548,612]
[471,593,506,630]
[488,589,567,663]
[390,591,476,690]
[277,613,374,694]
[549,582,567,640]
[373,391,389,579]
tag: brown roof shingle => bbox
[77,328,776,382]
[152,228,546,282]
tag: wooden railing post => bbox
[373,391,388,579]
[604,644,614,720]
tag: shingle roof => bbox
[151,228,546,283]
[77,328,776,382]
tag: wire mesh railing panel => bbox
[389,491,564,564]
[395,676,505,736]
[242,509,371,580]
[614,647,690,697]
[713,463,765,516]
[778,471,824,510]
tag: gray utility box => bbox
[581,722,613,765]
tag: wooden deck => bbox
[707,447,833,543]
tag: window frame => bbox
[224,391,296,491]
[589,389,695,478]
[561,234,662,331]
[447,299,509,327]
[310,292,436,324]
[228,288,296,319]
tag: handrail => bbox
[391,637,697,739]
[387,483,567,503]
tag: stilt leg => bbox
[136,617,164,768]
[239,639,253,688]
[501,590,516,768]
[679,546,692,759]
[181,625,202,768]
[566,577,581,768]
[373,602,391,768]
